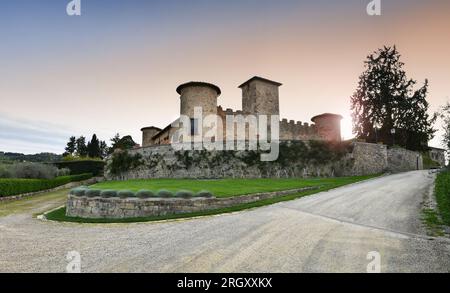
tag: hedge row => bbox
[52,161,105,176]
[0,173,93,197]
[70,187,214,199]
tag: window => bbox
[190,118,199,136]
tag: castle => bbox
[141,76,343,147]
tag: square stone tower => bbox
[239,76,282,116]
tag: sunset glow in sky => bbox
[1,0,450,153]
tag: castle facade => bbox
[141,76,343,147]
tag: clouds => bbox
[0,0,448,153]
[0,113,72,154]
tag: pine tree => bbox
[351,46,436,151]
[76,136,88,157]
[87,134,101,158]
[64,136,77,156]
[99,141,108,159]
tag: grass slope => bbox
[91,176,374,198]
[46,175,378,223]
[434,171,450,226]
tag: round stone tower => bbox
[176,82,221,118]
[311,113,343,142]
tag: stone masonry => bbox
[66,186,317,219]
[141,76,343,147]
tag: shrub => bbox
[85,189,101,198]
[157,189,173,198]
[196,190,214,198]
[108,150,143,175]
[136,189,155,199]
[56,168,71,177]
[100,190,118,198]
[0,165,11,178]
[53,160,105,176]
[70,187,88,197]
[0,173,92,197]
[175,190,194,199]
[8,162,58,179]
[118,190,135,199]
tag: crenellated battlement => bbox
[141,77,342,147]
[280,118,320,140]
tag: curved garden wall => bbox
[66,186,316,219]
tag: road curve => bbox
[0,171,449,273]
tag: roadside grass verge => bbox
[421,208,445,237]
[434,171,450,226]
[45,175,378,223]
[0,188,69,218]
[90,176,375,198]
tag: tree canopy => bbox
[351,46,436,151]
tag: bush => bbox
[8,162,58,179]
[118,190,135,199]
[70,187,88,197]
[56,168,71,177]
[108,150,143,175]
[100,190,118,198]
[157,189,173,198]
[0,173,92,197]
[85,189,101,198]
[196,190,214,198]
[0,165,11,178]
[136,189,155,199]
[53,160,105,176]
[175,190,194,199]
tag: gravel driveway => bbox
[1,171,449,273]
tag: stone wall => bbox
[387,148,423,173]
[345,142,388,176]
[105,142,422,180]
[66,187,317,219]
[429,148,446,167]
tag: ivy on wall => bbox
[108,141,355,178]
[108,150,144,175]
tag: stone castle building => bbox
[141,76,343,147]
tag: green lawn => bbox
[91,176,376,198]
[46,175,379,223]
[0,188,69,217]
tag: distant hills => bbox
[0,152,62,163]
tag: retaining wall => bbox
[387,148,423,173]
[66,187,317,219]
[105,142,423,180]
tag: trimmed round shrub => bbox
[157,189,173,198]
[70,187,87,197]
[85,189,101,198]
[175,190,194,199]
[100,190,118,198]
[196,190,214,198]
[118,190,135,199]
[136,189,155,199]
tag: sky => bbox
[1,0,449,154]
